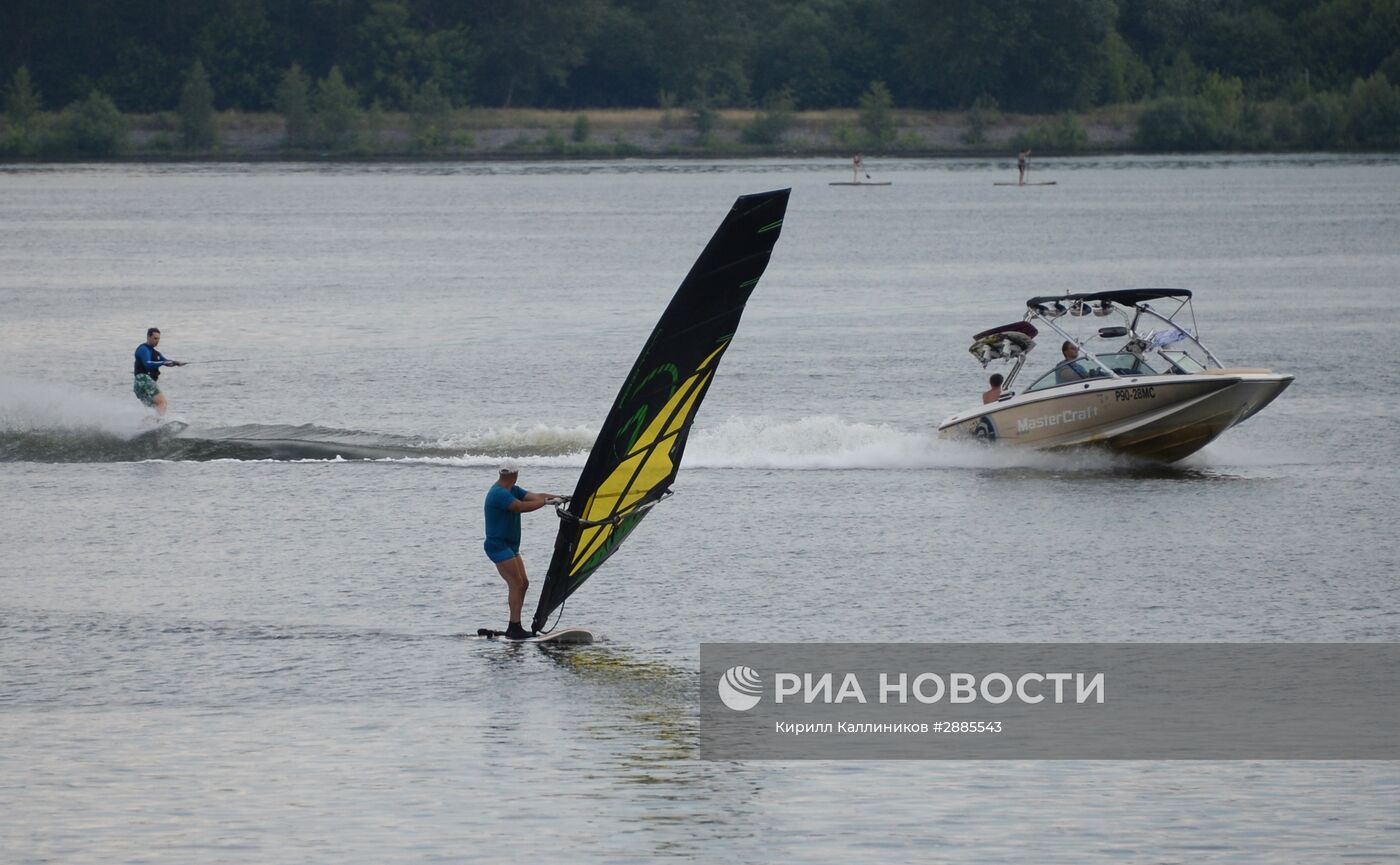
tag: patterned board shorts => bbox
[132,374,161,406]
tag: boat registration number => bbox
[1115,386,1157,401]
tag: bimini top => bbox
[1027,288,1193,310]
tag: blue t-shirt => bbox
[484,484,527,547]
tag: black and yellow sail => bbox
[531,188,790,632]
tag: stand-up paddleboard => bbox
[477,189,790,646]
[994,181,1056,186]
[829,181,892,186]
[476,627,595,645]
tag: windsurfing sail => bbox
[531,188,790,632]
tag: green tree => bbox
[645,0,753,109]
[470,0,607,106]
[4,66,43,155]
[572,113,591,143]
[1100,31,1153,104]
[5,66,41,126]
[277,65,312,149]
[1160,50,1203,98]
[1346,73,1400,145]
[1012,113,1088,150]
[1381,48,1400,86]
[894,0,1115,111]
[314,66,360,149]
[195,4,281,110]
[963,94,1001,145]
[178,60,218,150]
[859,80,896,149]
[750,4,845,109]
[570,5,659,107]
[60,90,127,155]
[1200,72,1246,131]
[689,96,717,136]
[356,1,478,110]
[408,80,452,151]
[895,0,1027,109]
[741,87,796,145]
[1297,92,1348,147]
[1298,0,1400,91]
[1003,0,1118,110]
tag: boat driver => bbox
[1055,340,1085,383]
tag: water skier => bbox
[132,327,185,416]
[484,460,567,639]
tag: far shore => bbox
[7,106,1142,161]
[8,105,1395,162]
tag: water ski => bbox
[476,626,595,645]
[829,181,892,186]
[993,181,1057,186]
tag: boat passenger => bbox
[132,327,184,416]
[982,373,1004,404]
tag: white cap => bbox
[498,459,520,475]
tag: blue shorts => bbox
[484,540,519,564]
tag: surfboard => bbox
[476,627,595,645]
[994,181,1057,186]
[829,181,892,186]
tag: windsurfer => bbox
[484,460,567,639]
[133,327,185,416]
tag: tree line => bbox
[2,0,1399,153]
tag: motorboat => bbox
[938,289,1293,463]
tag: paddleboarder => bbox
[853,152,864,183]
[484,460,567,639]
[132,327,185,416]
[1018,148,1032,185]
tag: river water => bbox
[3,156,1399,863]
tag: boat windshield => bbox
[1159,350,1207,373]
[1023,352,1161,393]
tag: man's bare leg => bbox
[495,556,529,627]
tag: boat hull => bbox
[938,373,1293,463]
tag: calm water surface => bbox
[3,156,1399,863]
